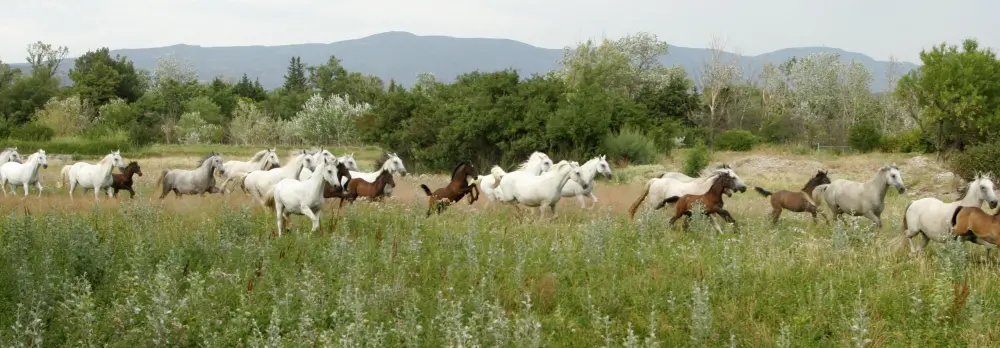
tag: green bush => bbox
[129,122,160,147]
[881,128,934,153]
[683,140,711,177]
[9,123,56,141]
[949,142,1000,181]
[4,138,137,156]
[848,120,883,153]
[714,130,762,151]
[759,115,798,144]
[603,128,660,166]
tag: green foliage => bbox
[683,140,711,177]
[32,96,95,137]
[714,130,762,151]
[880,128,934,153]
[949,142,1000,181]
[602,128,660,166]
[847,120,883,153]
[68,47,145,105]
[183,96,224,125]
[4,137,136,155]
[9,122,55,141]
[759,115,799,144]
[282,56,308,93]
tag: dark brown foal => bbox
[111,161,144,199]
[419,160,480,216]
[339,169,395,207]
[663,172,739,233]
[753,170,831,225]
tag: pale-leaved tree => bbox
[229,100,283,145]
[696,35,743,143]
[288,94,370,145]
[32,95,94,136]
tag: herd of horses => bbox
[2,146,1000,263]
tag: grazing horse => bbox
[0,148,22,165]
[0,149,48,197]
[264,160,344,236]
[239,151,316,206]
[111,161,144,199]
[559,155,613,209]
[660,164,737,183]
[419,160,480,216]
[753,170,832,225]
[904,173,998,253]
[220,148,280,192]
[950,206,1000,267]
[811,164,906,230]
[346,152,408,196]
[497,160,587,219]
[664,171,740,233]
[628,167,748,219]
[340,169,395,207]
[156,152,225,199]
[480,151,555,206]
[58,150,126,200]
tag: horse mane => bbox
[516,152,546,171]
[196,152,219,167]
[374,152,393,169]
[249,149,269,162]
[450,161,471,180]
[802,171,829,192]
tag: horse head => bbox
[712,167,746,193]
[36,149,48,169]
[882,164,906,194]
[596,155,613,179]
[128,161,144,177]
[971,172,998,209]
[339,153,360,172]
[318,160,343,190]
[568,161,588,190]
[266,149,280,169]
[383,153,408,176]
[109,150,126,171]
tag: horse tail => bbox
[664,196,680,204]
[419,184,433,196]
[753,186,772,197]
[263,188,276,209]
[155,169,168,192]
[901,201,913,232]
[489,165,506,189]
[951,205,964,227]
[628,178,655,219]
[57,165,70,188]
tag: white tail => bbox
[489,165,506,189]
[57,165,71,188]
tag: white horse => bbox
[903,173,998,253]
[481,151,555,206]
[660,164,735,182]
[297,149,348,181]
[222,148,280,177]
[812,164,906,230]
[0,149,49,197]
[156,152,226,198]
[241,151,316,205]
[497,160,586,219]
[347,152,408,196]
[559,155,613,209]
[628,167,748,218]
[58,150,126,200]
[0,148,23,165]
[264,160,344,236]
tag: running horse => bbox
[663,171,740,233]
[753,170,832,225]
[950,205,1000,267]
[419,160,480,216]
[339,169,395,208]
[111,161,144,199]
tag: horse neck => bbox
[307,164,329,195]
[695,175,719,191]
[97,155,116,173]
[578,159,600,183]
[200,159,217,178]
[802,178,823,195]
[519,159,544,174]
[23,155,42,176]
[865,171,891,201]
[254,156,270,170]
[375,174,392,192]
[547,165,575,189]
[124,167,137,181]
[380,159,396,173]
[285,155,307,174]
[959,181,985,206]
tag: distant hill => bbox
[9,31,919,92]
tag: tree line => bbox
[1,34,997,172]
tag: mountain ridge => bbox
[8,31,919,92]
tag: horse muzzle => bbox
[737,185,747,193]
[724,188,733,197]
[42,164,48,169]
[897,186,906,194]
[990,200,998,209]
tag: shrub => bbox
[10,123,55,141]
[714,130,762,151]
[881,128,934,153]
[759,115,798,144]
[129,122,160,148]
[289,94,370,145]
[4,138,135,156]
[32,95,95,137]
[683,140,711,177]
[848,120,882,153]
[603,128,660,166]
[949,142,1000,181]
[229,100,282,145]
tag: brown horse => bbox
[339,169,395,208]
[753,170,831,225]
[321,161,353,201]
[663,172,739,233]
[950,206,1000,267]
[111,161,144,199]
[419,160,480,216]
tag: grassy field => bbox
[0,146,998,347]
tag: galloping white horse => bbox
[58,150,126,200]
[497,160,586,219]
[903,173,998,252]
[559,155,613,209]
[264,159,344,236]
[0,149,49,197]
[241,151,316,205]
[811,164,906,230]
[660,164,735,182]
[480,151,555,206]
[0,148,23,165]
[222,148,280,177]
[297,149,352,181]
[156,152,226,198]
[347,152,408,196]
[628,167,748,218]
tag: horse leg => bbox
[588,192,599,210]
[717,209,738,231]
[707,213,724,234]
[274,203,284,237]
[35,181,43,198]
[129,188,136,199]
[770,208,782,225]
[22,183,29,197]
[301,205,320,233]
[576,194,587,209]
[864,211,882,231]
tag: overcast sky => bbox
[1,0,996,64]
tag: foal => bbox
[419,160,480,216]
[321,162,353,201]
[950,206,1000,267]
[111,161,144,199]
[663,172,739,233]
[339,169,395,207]
[753,170,831,225]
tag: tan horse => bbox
[753,170,831,225]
